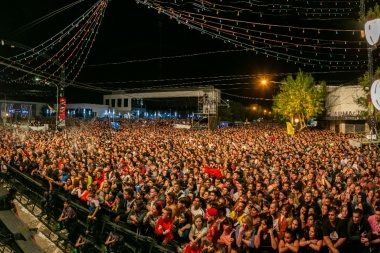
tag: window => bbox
[111,99,115,107]
[124,99,129,107]
[105,99,109,106]
[117,99,122,107]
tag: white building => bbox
[63,103,109,118]
[325,86,367,133]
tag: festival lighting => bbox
[136,0,372,70]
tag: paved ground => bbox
[15,198,64,253]
[0,182,65,253]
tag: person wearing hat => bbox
[206,207,219,240]
[249,204,262,228]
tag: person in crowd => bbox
[86,190,101,236]
[189,214,208,246]
[114,188,135,223]
[57,200,77,232]
[322,207,347,253]
[347,208,373,253]
[254,216,278,253]
[4,120,380,252]
[165,191,178,218]
[216,217,236,252]
[236,215,255,252]
[183,239,203,253]
[368,206,380,252]
[191,196,205,217]
[201,238,215,253]
[288,217,302,241]
[172,211,192,246]
[154,207,174,246]
[206,207,219,240]
[0,188,18,214]
[127,199,147,232]
[143,202,163,235]
[104,231,124,253]
[299,224,322,253]
[230,200,247,227]
[278,229,299,253]
[41,180,56,220]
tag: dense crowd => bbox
[0,119,379,253]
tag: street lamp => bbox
[294,118,300,132]
[260,78,281,95]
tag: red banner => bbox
[59,98,66,120]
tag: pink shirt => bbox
[368,215,380,234]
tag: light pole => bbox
[0,92,6,119]
[294,118,300,132]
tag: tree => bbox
[355,67,380,119]
[218,100,247,122]
[359,3,380,22]
[272,70,326,131]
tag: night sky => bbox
[0,0,379,107]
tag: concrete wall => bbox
[325,86,366,117]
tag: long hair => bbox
[193,214,206,228]
[134,199,146,211]
[242,215,255,239]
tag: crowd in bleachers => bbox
[0,119,379,253]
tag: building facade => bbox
[325,85,367,133]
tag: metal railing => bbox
[1,163,177,253]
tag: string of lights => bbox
[2,0,108,86]
[221,91,274,101]
[85,49,248,67]
[137,0,373,70]
[4,0,85,39]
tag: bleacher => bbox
[2,164,178,253]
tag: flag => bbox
[286,122,294,135]
[59,98,66,120]
[47,104,56,113]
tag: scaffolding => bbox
[192,87,229,130]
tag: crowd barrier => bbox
[2,163,178,253]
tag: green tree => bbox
[355,67,380,119]
[218,100,247,122]
[272,70,326,131]
[359,3,380,22]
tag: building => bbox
[325,85,367,133]
[0,99,45,119]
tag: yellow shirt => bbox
[229,211,247,226]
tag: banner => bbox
[286,122,294,135]
[59,98,66,120]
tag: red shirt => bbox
[154,217,174,241]
[206,221,218,240]
[183,244,202,253]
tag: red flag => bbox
[59,98,66,120]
